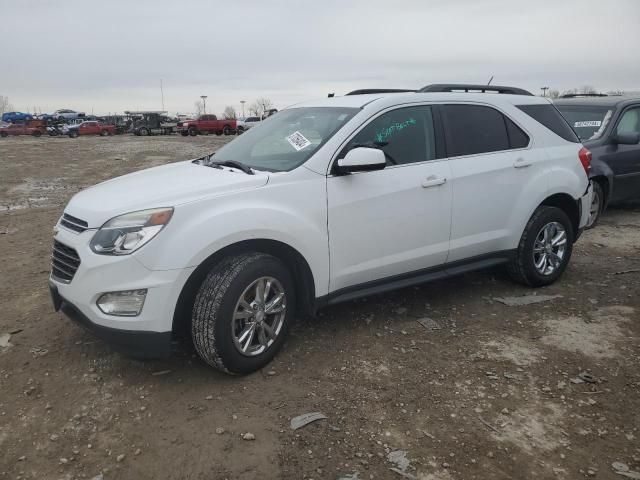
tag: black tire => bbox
[188,127,198,137]
[100,129,108,136]
[0,132,8,138]
[585,180,604,229]
[507,206,574,287]
[223,125,231,135]
[215,130,223,136]
[192,253,295,375]
[68,130,78,138]
[180,131,189,137]
[139,128,149,136]
[32,130,42,137]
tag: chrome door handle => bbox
[422,176,447,188]
[513,158,532,168]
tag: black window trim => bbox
[328,102,447,176]
[437,102,532,160]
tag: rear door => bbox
[609,105,640,201]
[327,105,452,292]
[441,103,541,262]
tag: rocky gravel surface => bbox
[1,135,639,479]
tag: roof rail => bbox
[346,89,416,96]
[559,93,609,99]
[419,84,533,96]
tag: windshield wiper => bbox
[208,159,254,175]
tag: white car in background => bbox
[236,116,261,133]
[50,83,592,375]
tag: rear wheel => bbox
[0,132,8,138]
[585,180,604,229]
[507,206,574,287]
[223,125,231,135]
[100,129,108,136]
[32,130,42,137]
[191,253,295,374]
[139,128,149,136]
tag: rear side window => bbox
[517,104,579,143]
[442,104,510,157]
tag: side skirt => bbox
[315,250,515,311]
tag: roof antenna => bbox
[487,76,494,86]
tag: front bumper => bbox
[50,284,172,358]
[50,225,195,358]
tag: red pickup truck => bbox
[0,120,46,137]
[176,115,236,136]
[67,121,116,138]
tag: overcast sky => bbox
[1,0,639,116]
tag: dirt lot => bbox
[1,135,639,480]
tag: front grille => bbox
[60,213,88,233]
[51,240,81,283]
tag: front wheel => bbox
[188,127,197,137]
[32,130,42,137]
[191,253,295,375]
[68,130,79,138]
[507,206,574,287]
[585,180,604,229]
[0,132,8,138]
[139,128,149,136]
[100,129,108,136]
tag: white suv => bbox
[50,84,592,374]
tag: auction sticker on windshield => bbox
[286,131,311,151]
[574,121,601,128]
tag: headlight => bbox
[90,207,173,255]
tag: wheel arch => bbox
[172,238,316,337]
[539,193,580,238]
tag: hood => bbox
[65,160,269,227]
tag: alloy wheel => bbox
[533,221,567,275]
[231,276,287,357]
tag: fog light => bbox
[97,289,147,316]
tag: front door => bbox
[327,105,452,293]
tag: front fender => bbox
[134,175,329,296]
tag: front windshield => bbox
[556,105,613,141]
[210,107,358,172]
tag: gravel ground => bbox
[1,135,639,480]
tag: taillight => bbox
[578,147,592,175]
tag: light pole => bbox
[240,100,246,118]
[540,87,549,97]
[200,95,208,114]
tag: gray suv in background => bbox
[555,95,640,227]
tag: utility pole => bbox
[160,79,165,111]
[200,95,208,114]
[540,86,549,97]
[240,100,246,118]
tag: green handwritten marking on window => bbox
[375,118,416,143]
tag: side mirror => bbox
[613,132,640,145]
[336,147,386,174]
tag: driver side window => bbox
[343,106,436,165]
[616,107,640,135]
